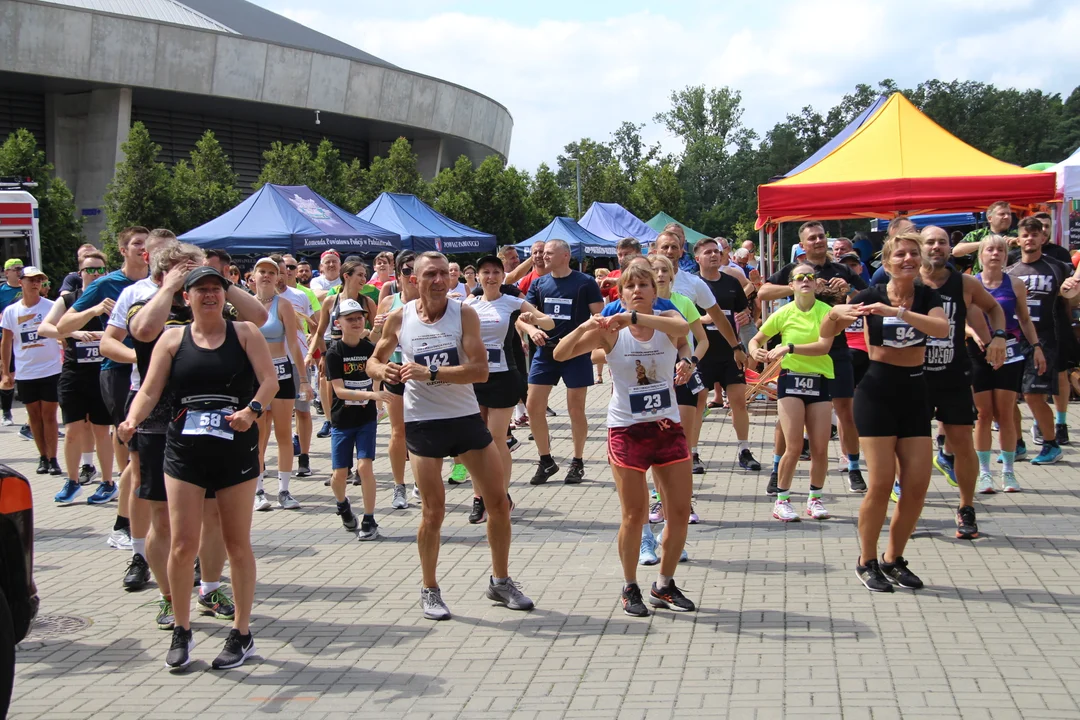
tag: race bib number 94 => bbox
[882,316,925,348]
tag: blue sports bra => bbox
[259,295,285,344]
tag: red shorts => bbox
[608,420,690,472]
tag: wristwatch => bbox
[991,329,1008,340]
[630,310,638,325]
[247,400,264,418]
[429,364,439,382]
[731,342,746,352]
[788,343,796,355]
[689,355,700,365]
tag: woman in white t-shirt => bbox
[1,266,64,474]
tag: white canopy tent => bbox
[1052,147,1080,249]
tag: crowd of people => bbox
[1,205,1077,668]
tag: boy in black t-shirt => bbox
[325,299,390,540]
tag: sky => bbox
[255,0,1080,172]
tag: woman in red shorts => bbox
[554,262,695,617]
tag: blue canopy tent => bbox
[180,184,400,255]
[356,192,496,253]
[873,212,978,231]
[513,217,618,261]
[578,202,659,245]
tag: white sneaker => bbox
[411,484,422,504]
[253,490,272,512]
[772,499,799,522]
[1001,471,1021,493]
[278,490,301,510]
[391,484,409,509]
[975,471,995,494]
[806,497,830,519]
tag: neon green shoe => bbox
[447,463,468,485]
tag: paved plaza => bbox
[8,385,1080,719]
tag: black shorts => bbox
[474,371,521,409]
[675,368,706,407]
[15,375,59,405]
[854,362,930,439]
[405,413,492,458]
[698,356,745,389]
[1056,327,1078,372]
[850,349,870,388]
[828,353,855,399]
[164,421,259,491]
[926,372,976,426]
[385,381,405,397]
[274,359,297,400]
[1022,341,1058,395]
[99,365,132,426]
[776,370,831,405]
[140,432,216,501]
[969,342,1025,394]
[58,371,110,425]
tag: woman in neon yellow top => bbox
[748,262,860,523]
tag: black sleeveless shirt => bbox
[923,269,970,377]
[168,321,255,416]
[60,289,105,377]
[852,283,943,350]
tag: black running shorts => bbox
[405,413,492,459]
[926,372,976,426]
[99,365,132,426]
[15,374,58,405]
[854,362,930,439]
[164,422,259,491]
[58,371,110,425]
[473,371,521,409]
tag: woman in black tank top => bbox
[118,266,278,671]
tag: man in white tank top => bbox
[368,251,534,621]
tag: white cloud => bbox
[274,0,1080,172]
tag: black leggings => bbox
[0,388,12,413]
[854,361,930,439]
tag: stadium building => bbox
[0,0,513,240]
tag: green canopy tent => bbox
[645,212,710,247]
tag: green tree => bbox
[429,155,477,227]
[170,130,241,234]
[0,129,83,280]
[555,138,630,215]
[528,162,568,231]
[254,140,315,190]
[101,122,172,264]
[611,121,658,184]
[628,160,684,222]
[346,137,427,211]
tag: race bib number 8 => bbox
[544,297,573,321]
[182,409,234,440]
[629,382,673,419]
[882,316,925,348]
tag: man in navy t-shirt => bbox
[520,239,604,486]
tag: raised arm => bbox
[517,300,555,331]
[553,316,611,362]
[38,295,69,339]
[100,324,136,365]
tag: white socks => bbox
[132,537,146,559]
[256,474,264,494]
[81,452,94,466]
[278,471,291,493]
[200,580,220,595]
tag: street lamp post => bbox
[575,158,582,219]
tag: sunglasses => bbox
[82,266,108,275]
[792,273,816,282]
[400,265,415,277]
[285,264,297,270]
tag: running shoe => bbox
[1031,424,1044,446]
[772,499,799,522]
[48,458,62,476]
[848,469,867,494]
[880,556,923,589]
[688,505,700,524]
[292,433,301,456]
[506,435,521,453]
[316,421,331,438]
[529,459,558,485]
[766,471,779,496]
[621,583,650,617]
[35,457,48,474]
[253,490,272,512]
[1016,440,1028,459]
[193,558,201,587]
[107,526,132,550]
[649,580,696,612]
[20,424,33,441]
[691,452,705,475]
[198,588,236,620]
[890,479,901,502]
[650,488,660,502]
[956,505,979,540]
[420,587,451,620]
[88,482,119,504]
[1031,443,1063,465]
[1002,471,1021,493]
[314,398,323,415]
[507,493,515,512]
[323,476,332,487]
[54,478,82,504]
[447,463,468,485]
[485,577,534,610]
[933,452,958,487]
[377,407,389,423]
[512,413,529,428]
[976,471,995,494]
[649,501,665,524]
[639,527,659,565]
[546,406,557,417]
[358,517,380,541]
[156,597,175,630]
[412,484,422,503]
[123,553,151,591]
[806,497,830,520]
[211,629,256,670]
[469,496,487,524]
[0,411,12,426]
[165,626,194,670]
[738,448,761,471]
[57,428,64,439]
[337,502,358,532]
[855,559,894,593]
[656,528,689,562]
[350,469,362,486]
[295,454,311,477]
[78,463,98,485]
[278,490,301,509]
[1056,423,1070,446]
[391,484,409,509]
[799,438,810,461]
[830,424,838,440]
[564,459,585,484]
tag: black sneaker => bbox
[738,448,761,471]
[529,460,559,485]
[956,505,979,540]
[621,583,649,617]
[36,456,48,475]
[211,628,256,670]
[848,469,867,493]
[123,553,151,591]
[337,501,358,532]
[507,435,521,453]
[165,626,195,670]
[880,555,923,589]
[296,454,312,477]
[766,470,779,496]
[78,463,98,485]
[1056,423,1070,446]
[830,424,838,440]
[649,580,696,612]
[49,458,63,476]
[351,469,363,486]
[564,459,585,484]
[691,453,705,475]
[313,399,324,415]
[193,557,202,587]
[468,496,487,524]
[799,438,811,461]
[856,558,894,593]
